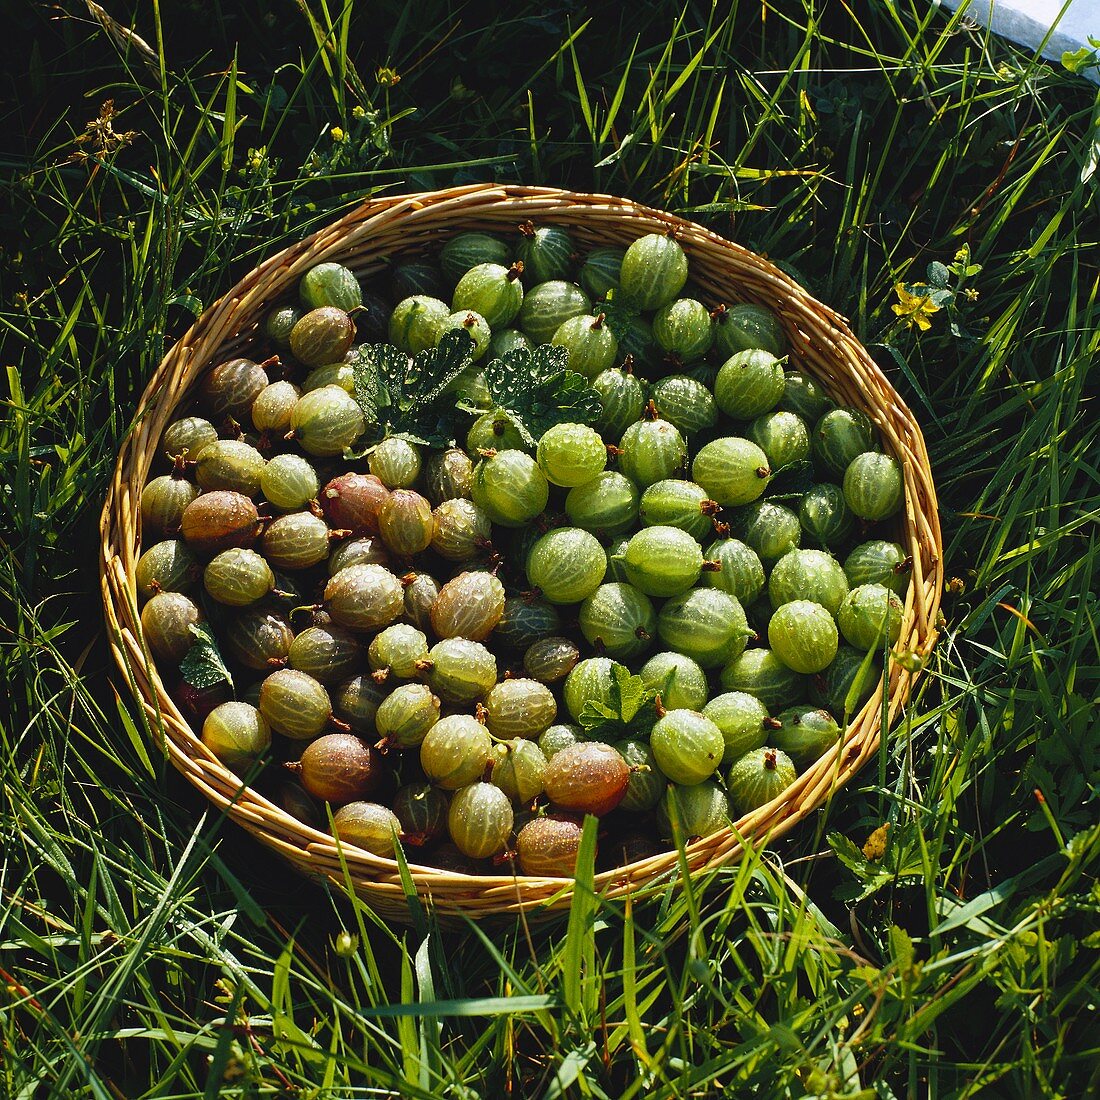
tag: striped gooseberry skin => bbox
[180,491,261,558]
[769,549,850,617]
[813,407,875,475]
[837,583,904,651]
[780,370,834,424]
[720,648,806,712]
[424,448,474,505]
[378,489,434,555]
[297,733,383,804]
[616,314,661,373]
[798,483,855,548]
[420,714,494,789]
[135,539,201,601]
[368,623,429,681]
[140,591,202,662]
[375,683,440,748]
[810,644,881,718]
[747,411,811,471]
[403,573,441,633]
[200,357,269,419]
[563,656,624,721]
[300,262,362,312]
[162,416,218,462]
[483,678,558,740]
[321,472,390,535]
[471,450,549,527]
[652,299,713,363]
[617,418,687,489]
[843,452,904,520]
[565,470,641,541]
[772,705,841,769]
[430,571,506,641]
[391,260,445,302]
[439,231,511,284]
[543,741,630,816]
[260,454,318,513]
[251,380,301,433]
[691,437,771,507]
[639,651,708,711]
[491,739,549,803]
[649,709,724,786]
[516,814,584,877]
[324,564,404,633]
[486,327,532,364]
[201,702,271,770]
[368,437,422,489]
[703,691,771,766]
[467,409,526,454]
[516,223,575,284]
[578,582,656,661]
[288,624,363,683]
[657,587,749,669]
[579,245,625,299]
[195,440,266,497]
[494,598,561,651]
[714,349,787,419]
[331,802,401,858]
[712,302,787,359]
[392,783,449,845]
[263,304,303,346]
[302,362,354,394]
[289,306,355,367]
[538,724,585,759]
[550,314,618,380]
[431,498,491,561]
[536,422,608,486]
[618,525,702,598]
[141,475,201,537]
[423,638,497,704]
[443,310,491,361]
[727,747,797,816]
[844,540,911,596]
[448,782,514,859]
[453,262,525,327]
[333,673,387,734]
[523,636,580,684]
[518,280,592,345]
[638,479,716,542]
[204,547,274,607]
[222,610,294,671]
[737,501,802,563]
[388,295,451,353]
[649,375,718,436]
[619,232,688,311]
[592,367,646,441]
[656,781,731,840]
[769,600,839,675]
[526,527,607,605]
[327,535,389,576]
[262,512,332,571]
[615,739,667,813]
[702,538,766,604]
[258,668,332,740]
[290,385,365,457]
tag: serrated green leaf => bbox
[179,622,234,692]
[576,667,656,738]
[597,288,640,337]
[483,344,601,444]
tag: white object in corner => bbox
[938,0,1100,83]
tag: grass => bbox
[1,0,1098,1095]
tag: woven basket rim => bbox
[99,182,943,919]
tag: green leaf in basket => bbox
[595,287,640,339]
[351,330,474,448]
[578,665,657,740]
[483,344,602,446]
[179,622,234,692]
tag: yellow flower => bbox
[891,283,941,331]
[330,127,346,143]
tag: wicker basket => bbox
[100,183,942,920]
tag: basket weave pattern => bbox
[100,184,943,919]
